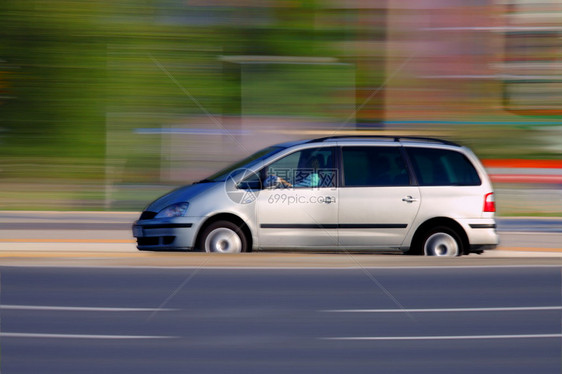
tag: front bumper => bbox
[133,220,197,251]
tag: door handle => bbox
[402,196,418,203]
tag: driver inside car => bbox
[264,155,321,189]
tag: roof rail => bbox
[308,135,460,147]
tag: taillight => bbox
[483,192,495,212]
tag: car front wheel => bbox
[200,221,248,253]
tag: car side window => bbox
[264,147,337,189]
[406,147,481,186]
[342,146,410,187]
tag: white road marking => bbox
[322,306,562,313]
[321,334,562,341]
[0,305,178,312]
[1,332,177,339]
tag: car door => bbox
[255,146,339,249]
[338,145,421,249]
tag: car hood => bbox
[146,182,219,213]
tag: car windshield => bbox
[200,146,285,182]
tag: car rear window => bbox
[406,147,481,186]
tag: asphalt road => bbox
[1,266,561,373]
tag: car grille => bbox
[137,237,159,246]
[137,236,175,246]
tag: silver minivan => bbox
[133,136,498,256]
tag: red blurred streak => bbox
[490,175,562,184]
[483,159,562,169]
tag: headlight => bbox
[155,202,189,218]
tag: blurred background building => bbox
[0,0,560,213]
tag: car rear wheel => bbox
[201,221,247,253]
[422,227,463,257]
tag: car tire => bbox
[421,226,463,257]
[200,221,248,253]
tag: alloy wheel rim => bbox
[424,232,459,257]
[205,227,242,253]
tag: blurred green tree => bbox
[0,1,107,159]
